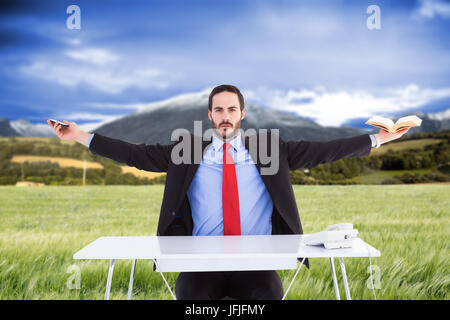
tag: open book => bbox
[365,115,422,133]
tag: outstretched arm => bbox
[284,127,409,170]
[47,119,172,172]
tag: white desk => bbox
[73,235,380,300]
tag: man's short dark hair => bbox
[208,84,245,111]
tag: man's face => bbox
[208,91,245,140]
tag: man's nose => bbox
[223,110,232,121]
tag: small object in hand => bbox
[48,119,69,127]
[365,115,421,133]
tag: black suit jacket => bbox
[89,131,372,267]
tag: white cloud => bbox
[414,0,450,19]
[247,84,450,127]
[55,112,121,132]
[82,102,144,110]
[427,108,450,120]
[56,112,120,122]
[60,37,82,46]
[20,49,172,94]
[78,122,103,132]
[65,48,119,65]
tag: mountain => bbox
[1,90,449,141]
[387,110,450,136]
[10,119,56,137]
[0,117,19,136]
[424,109,450,131]
[92,90,367,144]
[0,118,56,138]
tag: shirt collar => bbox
[212,132,243,152]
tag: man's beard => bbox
[211,118,242,140]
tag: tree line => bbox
[0,130,448,185]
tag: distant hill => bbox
[92,90,367,144]
[10,119,56,137]
[0,118,55,138]
[400,110,450,135]
[90,93,450,144]
[0,117,19,136]
[1,89,449,144]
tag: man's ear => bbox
[208,110,212,121]
[241,109,245,120]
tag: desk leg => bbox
[105,259,116,300]
[153,259,177,300]
[282,257,306,300]
[127,259,137,300]
[338,257,351,300]
[329,258,340,300]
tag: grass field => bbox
[0,185,448,300]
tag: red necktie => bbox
[222,143,241,235]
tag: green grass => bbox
[0,185,448,300]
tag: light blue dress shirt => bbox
[187,134,274,236]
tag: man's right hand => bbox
[46,119,92,147]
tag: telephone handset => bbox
[324,223,354,232]
[304,223,358,249]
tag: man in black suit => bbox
[47,84,409,299]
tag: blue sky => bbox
[1,0,449,130]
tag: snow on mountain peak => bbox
[427,109,450,121]
[136,88,212,114]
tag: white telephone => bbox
[303,223,358,249]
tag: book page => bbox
[395,115,422,125]
[366,115,422,133]
[393,115,422,132]
[365,116,394,131]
